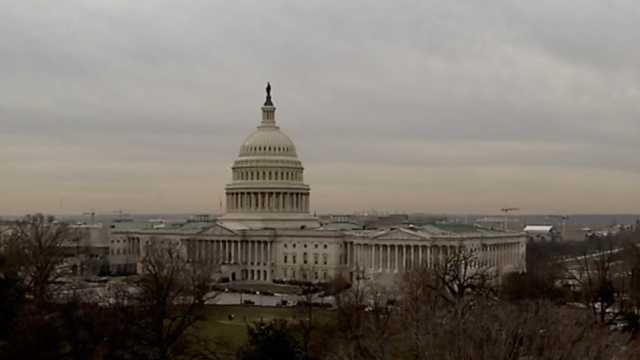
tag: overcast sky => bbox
[1,0,639,215]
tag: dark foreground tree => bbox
[129,238,220,360]
[1,214,79,305]
[237,320,304,360]
[327,268,398,360]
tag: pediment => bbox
[372,228,430,241]
[197,223,237,236]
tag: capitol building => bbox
[110,85,526,283]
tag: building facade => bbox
[110,85,527,282]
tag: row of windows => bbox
[284,269,328,281]
[284,243,328,249]
[235,169,301,182]
[283,252,329,265]
[244,145,291,153]
[111,236,140,244]
[110,236,140,256]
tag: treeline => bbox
[240,230,640,359]
[0,214,225,360]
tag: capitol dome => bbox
[239,127,297,158]
[220,83,319,230]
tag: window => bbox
[284,244,288,248]
[314,272,318,280]
[292,243,296,248]
[284,255,288,264]
[324,244,328,249]
[323,272,327,281]
[303,252,308,264]
[323,254,328,265]
[314,244,318,249]
[314,253,319,265]
[293,255,297,264]
[304,244,307,248]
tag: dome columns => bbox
[261,105,276,126]
[226,190,310,213]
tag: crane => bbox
[82,210,96,224]
[500,208,520,231]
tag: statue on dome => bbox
[264,82,273,106]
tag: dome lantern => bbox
[260,82,276,128]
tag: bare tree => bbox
[571,238,618,324]
[430,247,494,313]
[292,265,327,359]
[621,240,640,310]
[1,214,79,305]
[328,267,398,360]
[133,238,220,360]
[399,266,442,360]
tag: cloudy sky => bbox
[1,0,639,215]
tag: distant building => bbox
[63,224,110,276]
[523,225,557,242]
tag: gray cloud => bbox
[1,0,639,214]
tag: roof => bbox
[347,224,521,240]
[524,225,554,232]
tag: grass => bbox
[195,305,335,351]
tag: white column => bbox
[370,244,374,270]
[410,245,414,270]
[386,245,390,271]
[233,241,237,263]
[345,242,349,266]
[363,244,367,269]
[252,241,257,265]
[372,244,376,271]
[369,244,376,271]
[394,245,399,272]
[402,245,406,271]
[225,240,229,263]
[353,244,357,267]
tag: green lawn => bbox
[195,305,335,352]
